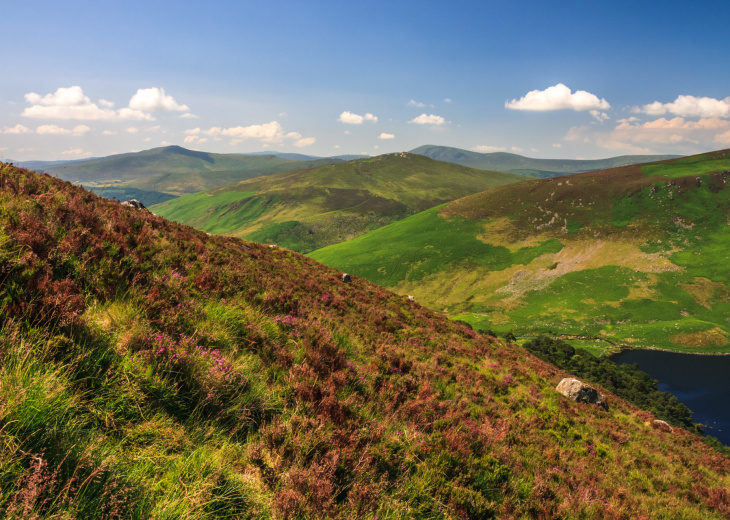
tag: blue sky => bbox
[2,0,730,161]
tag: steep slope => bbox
[411,144,681,177]
[151,152,529,253]
[311,150,730,354]
[1,162,728,518]
[40,145,345,198]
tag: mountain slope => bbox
[39,145,345,198]
[310,149,730,354]
[411,144,681,178]
[151,152,530,253]
[1,162,728,518]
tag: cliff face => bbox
[0,162,728,519]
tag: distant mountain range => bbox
[24,146,348,204]
[410,144,682,177]
[151,153,529,253]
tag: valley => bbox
[310,150,730,355]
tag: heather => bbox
[1,162,729,518]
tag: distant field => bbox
[310,149,730,354]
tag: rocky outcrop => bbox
[121,199,149,212]
[651,420,674,433]
[556,378,609,411]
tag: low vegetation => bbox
[311,149,730,354]
[1,163,729,518]
[152,153,528,253]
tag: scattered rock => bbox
[555,378,609,411]
[121,199,150,212]
[651,419,674,433]
[341,273,351,283]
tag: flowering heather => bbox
[0,162,728,519]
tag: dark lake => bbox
[612,349,730,445]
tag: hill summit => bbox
[0,162,728,518]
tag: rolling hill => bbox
[411,144,681,178]
[151,152,530,253]
[37,145,346,202]
[310,149,730,354]
[1,161,728,518]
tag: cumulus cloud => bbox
[61,148,90,156]
[505,83,610,112]
[590,110,610,122]
[126,127,139,134]
[378,132,395,140]
[408,99,426,107]
[128,87,189,112]
[294,137,316,147]
[23,86,118,120]
[186,121,314,146]
[635,95,730,118]
[338,111,378,124]
[473,145,505,152]
[610,117,730,145]
[410,114,446,125]
[21,85,188,121]
[36,124,90,136]
[2,124,32,134]
[179,113,198,119]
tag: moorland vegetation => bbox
[0,162,729,518]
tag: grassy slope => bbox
[1,163,728,518]
[310,150,730,354]
[42,145,344,196]
[411,144,681,177]
[151,152,529,253]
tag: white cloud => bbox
[590,110,610,122]
[102,130,117,135]
[610,117,730,145]
[36,124,90,136]
[408,99,426,107]
[338,111,378,124]
[187,121,313,145]
[2,124,32,134]
[552,143,562,148]
[511,146,524,153]
[473,145,505,152]
[505,83,610,112]
[179,113,198,119]
[378,132,395,140]
[126,127,139,134]
[128,87,189,112]
[61,148,90,156]
[444,98,452,103]
[99,99,115,108]
[410,113,446,125]
[635,95,730,118]
[294,137,316,147]
[22,86,156,121]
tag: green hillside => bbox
[311,149,730,354]
[41,145,345,198]
[1,162,729,518]
[411,144,681,178]
[151,152,529,253]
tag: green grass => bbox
[310,205,564,286]
[642,152,730,178]
[153,153,530,252]
[311,149,730,355]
